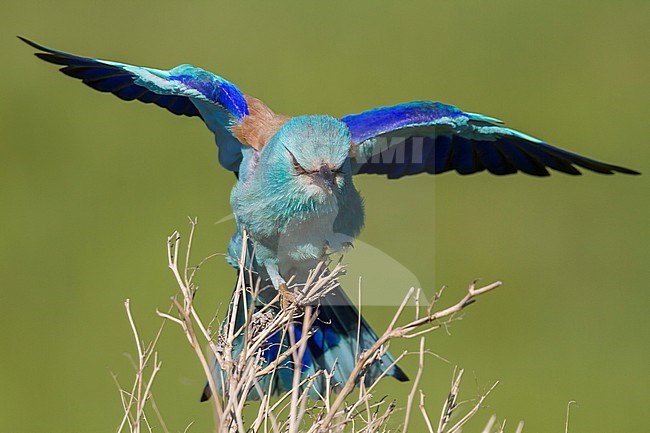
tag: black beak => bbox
[318,163,334,191]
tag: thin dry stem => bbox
[121,219,508,433]
[116,300,164,433]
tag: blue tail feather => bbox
[201,274,408,401]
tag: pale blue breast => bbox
[275,203,355,277]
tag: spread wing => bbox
[21,37,256,172]
[341,101,639,178]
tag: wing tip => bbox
[19,36,72,67]
[612,166,641,175]
[571,161,640,176]
[17,35,33,45]
[18,35,49,52]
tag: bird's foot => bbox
[279,282,297,309]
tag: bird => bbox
[21,37,639,401]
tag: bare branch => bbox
[120,220,510,433]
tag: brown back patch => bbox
[232,96,290,151]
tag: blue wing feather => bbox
[475,140,516,175]
[21,36,250,172]
[30,42,202,118]
[343,101,465,144]
[432,135,453,174]
[495,140,549,176]
[452,136,480,174]
[343,101,638,177]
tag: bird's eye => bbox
[288,151,308,175]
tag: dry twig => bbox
[119,219,511,433]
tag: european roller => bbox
[22,37,638,400]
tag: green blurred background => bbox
[1,1,649,432]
